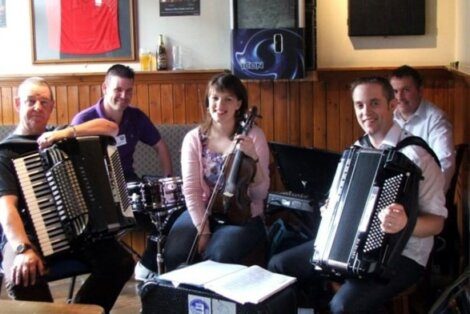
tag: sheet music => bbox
[158,260,245,287]
[158,260,296,304]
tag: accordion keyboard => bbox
[14,153,72,256]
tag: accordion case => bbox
[140,279,297,314]
[311,147,422,278]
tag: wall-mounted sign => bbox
[160,0,200,17]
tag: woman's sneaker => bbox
[134,261,158,281]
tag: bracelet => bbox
[71,126,77,138]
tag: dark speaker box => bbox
[348,0,425,36]
[140,279,297,314]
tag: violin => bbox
[211,106,260,225]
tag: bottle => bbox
[156,34,168,71]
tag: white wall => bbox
[316,0,455,68]
[0,0,230,75]
[0,0,465,75]
[455,0,470,70]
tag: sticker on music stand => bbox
[188,294,210,314]
[212,298,236,314]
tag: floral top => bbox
[200,130,225,189]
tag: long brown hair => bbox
[201,72,248,137]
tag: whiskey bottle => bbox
[156,34,168,71]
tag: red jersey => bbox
[46,0,121,54]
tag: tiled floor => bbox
[0,274,142,314]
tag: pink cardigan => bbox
[180,125,270,233]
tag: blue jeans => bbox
[164,210,267,271]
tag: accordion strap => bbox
[358,135,441,168]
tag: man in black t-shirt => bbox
[0,77,134,314]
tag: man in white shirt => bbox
[390,65,455,192]
[268,77,447,312]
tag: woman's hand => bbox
[234,135,258,161]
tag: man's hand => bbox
[37,128,73,149]
[378,203,408,234]
[12,249,45,287]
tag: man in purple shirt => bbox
[71,64,173,281]
[71,64,172,181]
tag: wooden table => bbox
[0,299,104,314]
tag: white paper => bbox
[158,260,245,287]
[204,265,297,304]
[158,260,296,304]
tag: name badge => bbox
[115,134,127,147]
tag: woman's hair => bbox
[201,72,249,136]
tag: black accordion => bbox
[311,146,422,278]
[13,136,133,258]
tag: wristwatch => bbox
[15,243,32,254]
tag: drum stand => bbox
[147,205,184,275]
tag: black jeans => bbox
[164,210,267,271]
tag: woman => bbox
[164,73,270,271]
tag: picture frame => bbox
[30,0,136,64]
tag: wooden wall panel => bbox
[1,68,467,146]
[273,81,289,143]
[135,83,150,116]
[299,81,313,147]
[173,83,186,124]
[288,82,300,145]
[260,81,274,141]
[67,86,79,122]
[148,84,162,124]
[56,86,68,125]
[325,81,341,151]
[78,86,90,112]
[160,84,174,124]
[1,87,14,125]
[89,85,102,107]
[313,81,326,148]
[184,83,202,124]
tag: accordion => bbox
[13,136,133,258]
[311,146,422,278]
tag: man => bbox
[268,77,447,313]
[71,64,173,181]
[0,77,134,313]
[390,65,455,192]
[71,64,173,281]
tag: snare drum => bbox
[158,176,185,208]
[127,180,162,211]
